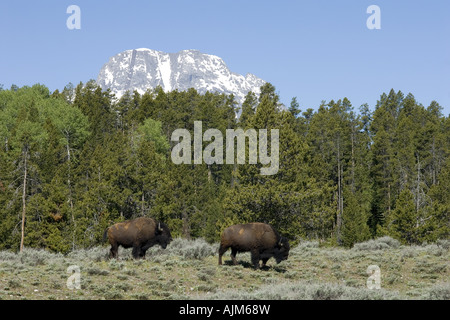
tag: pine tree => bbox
[239,91,257,128]
[73,80,115,142]
[428,157,450,241]
[369,90,404,235]
[0,85,49,251]
[386,189,418,244]
[288,97,301,117]
[341,188,371,247]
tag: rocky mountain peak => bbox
[97,49,266,107]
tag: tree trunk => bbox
[182,208,191,240]
[415,154,422,229]
[66,143,76,250]
[141,192,145,216]
[387,182,391,216]
[336,139,343,245]
[431,138,436,186]
[351,128,356,193]
[20,148,28,253]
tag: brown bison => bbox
[218,222,290,269]
[104,217,172,259]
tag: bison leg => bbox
[250,249,261,269]
[141,242,153,257]
[218,244,228,265]
[109,243,118,259]
[261,257,270,268]
[132,246,142,259]
[230,248,238,265]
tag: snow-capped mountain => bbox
[97,48,266,106]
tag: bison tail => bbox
[102,227,109,243]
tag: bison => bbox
[218,222,290,269]
[104,217,172,259]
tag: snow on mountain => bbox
[97,48,266,107]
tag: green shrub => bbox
[147,238,216,260]
[291,241,320,256]
[103,289,123,300]
[197,267,216,281]
[8,279,22,289]
[67,247,107,262]
[19,248,59,266]
[352,237,400,251]
[423,282,450,300]
[171,238,217,259]
[86,267,109,276]
[108,259,125,270]
[205,281,403,300]
[400,247,418,260]
[0,251,18,261]
[436,240,450,250]
[132,293,150,300]
[115,283,133,292]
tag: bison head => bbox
[274,236,290,263]
[155,222,173,249]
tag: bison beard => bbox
[104,217,172,259]
[218,222,290,269]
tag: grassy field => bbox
[0,237,448,300]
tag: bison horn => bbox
[158,222,163,232]
[278,239,283,247]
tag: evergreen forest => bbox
[0,81,448,253]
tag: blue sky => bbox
[1,0,449,115]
